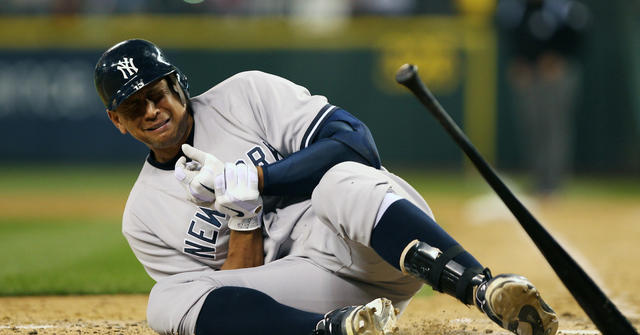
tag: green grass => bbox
[0,164,141,194]
[0,164,638,295]
[0,218,154,295]
[0,164,153,295]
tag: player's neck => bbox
[152,147,181,163]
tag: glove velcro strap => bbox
[430,244,465,292]
[227,217,262,231]
[456,266,484,304]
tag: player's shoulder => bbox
[192,70,290,105]
[217,70,287,88]
[229,70,282,80]
[223,70,294,88]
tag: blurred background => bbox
[0,0,639,296]
[0,0,638,181]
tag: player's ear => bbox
[107,110,127,135]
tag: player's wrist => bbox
[227,216,262,231]
[221,228,264,270]
[257,165,264,193]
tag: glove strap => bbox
[228,216,262,231]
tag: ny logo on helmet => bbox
[116,57,138,79]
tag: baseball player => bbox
[94,39,558,335]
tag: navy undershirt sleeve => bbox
[261,108,380,197]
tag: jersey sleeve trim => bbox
[299,104,338,150]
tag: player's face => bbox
[107,78,192,162]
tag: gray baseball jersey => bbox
[122,70,332,280]
[122,71,433,335]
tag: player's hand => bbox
[177,144,262,231]
[175,144,224,207]
[213,161,263,231]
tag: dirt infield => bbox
[1,193,638,334]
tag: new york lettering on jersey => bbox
[183,207,226,259]
[181,144,280,260]
[246,142,284,166]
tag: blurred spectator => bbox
[0,0,452,15]
[352,0,416,15]
[1,0,53,14]
[497,0,590,196]
[83,0,147,14]
[51,0,83,14]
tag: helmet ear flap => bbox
[167,74,187,106]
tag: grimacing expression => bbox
[110,78,191,152]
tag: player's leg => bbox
[371,194,558,335]
[146,257,406,335]
[196,287,398,335]
[311,162,558,335]
[193,286,321,335]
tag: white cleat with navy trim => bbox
[313,298,399,335]
[475,274,559,335]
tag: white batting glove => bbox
[174,144,224,207]
[176,144,262,231]
[213,161,263,231]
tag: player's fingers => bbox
[181,144,224,173]
[236,162,248,188]
[214,173,226,195]
[189,183,215,203]
[174,156,189,182]
[181,144,207,163]
[248,164,259,192]
[208,155,225,174]
[196,166,216,189]
[224,162,238,190]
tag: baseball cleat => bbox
[475,274,559,335]
[313,298,399,335]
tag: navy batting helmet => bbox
[94,39,189,111]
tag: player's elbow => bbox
[316,119,381,169]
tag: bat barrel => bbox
[396,64,639,335]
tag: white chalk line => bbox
[0,321,145,330]
[1,321,604,335]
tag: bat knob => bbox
[395,64,418,84]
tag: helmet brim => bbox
[108,67,176,111]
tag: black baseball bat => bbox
[395,63,638,335]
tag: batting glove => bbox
[213,161,263,231]
[175,144,224,207]
[177,144,262,231]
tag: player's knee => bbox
[313,161,368,201]
[312,162,391,241]
[146,289,174,334]
[146,282,182,334]
[146,274,214,335]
